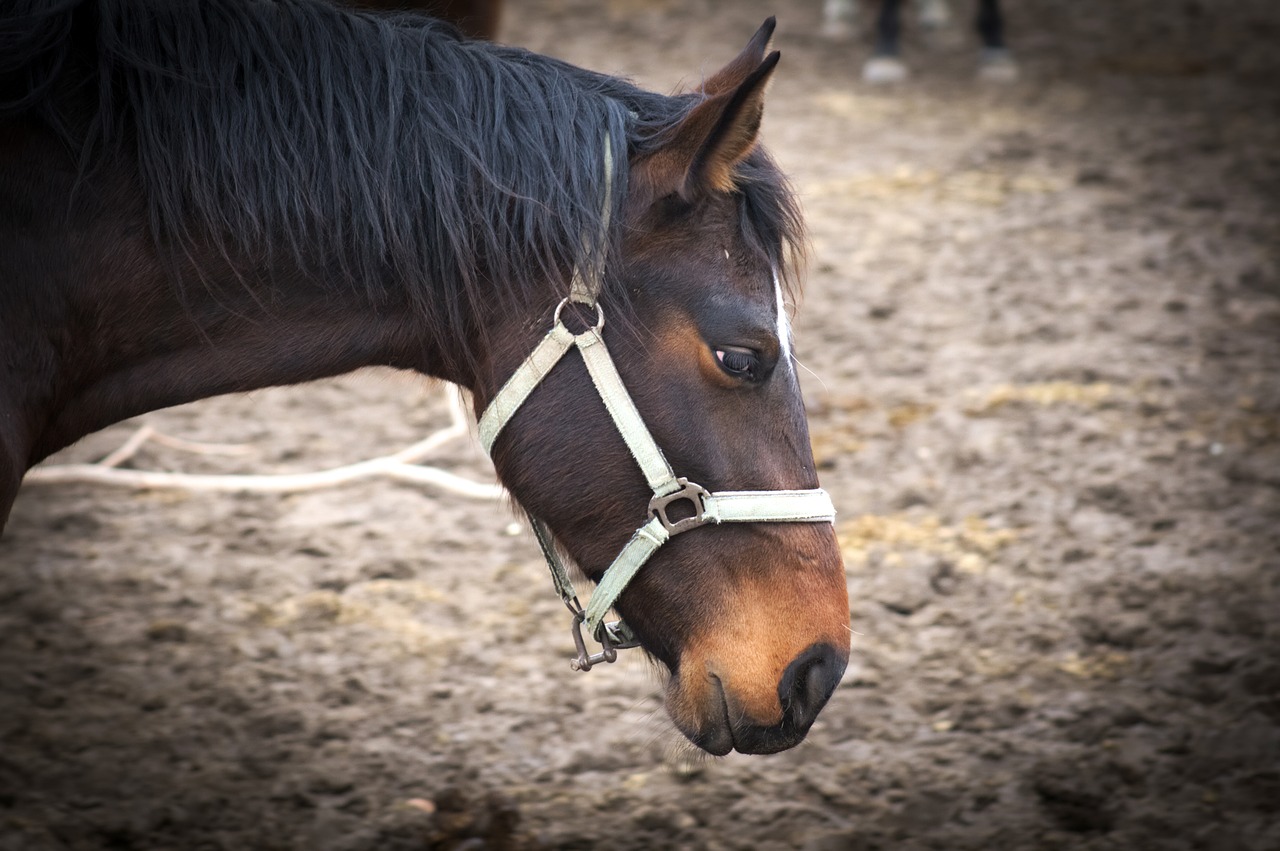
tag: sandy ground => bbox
[3,0,1279,848]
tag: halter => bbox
[476,137,836,671]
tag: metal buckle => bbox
[553,297,604,334]
[566,598,641,672]
[648,477,712,535]
[569,611,615,671]
[599,619,641,651]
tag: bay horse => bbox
[0,0,850,755]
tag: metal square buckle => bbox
[648,477,712,536]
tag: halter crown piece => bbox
[476,136,837,671]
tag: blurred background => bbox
[2,1,1278,848]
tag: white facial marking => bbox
[773,267,792,364]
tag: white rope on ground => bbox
[24,386,506,500]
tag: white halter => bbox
[477,137,836,671]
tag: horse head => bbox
[478,20,850,755]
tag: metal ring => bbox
[553,297,605,334]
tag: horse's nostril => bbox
[777,643,846,731]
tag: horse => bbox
[0,1,850,755]
[823,0,1017,83]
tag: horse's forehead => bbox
[634,195,776,302]
[650,245,776,320]
[724,254,778,314]
[712,214,778,306]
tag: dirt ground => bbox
[3,0,1279,848]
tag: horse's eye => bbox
[714,346,762,381]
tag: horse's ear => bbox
[637,50,780,202]
[701,17,776,96]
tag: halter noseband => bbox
[476,137,836,671]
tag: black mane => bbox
[1,0,803,372]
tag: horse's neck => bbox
[18,208,471,469]
[2,103,496,501]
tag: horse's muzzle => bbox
[675,641,849,756]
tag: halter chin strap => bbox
[476,136,836,671]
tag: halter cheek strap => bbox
[476,136,836,672]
